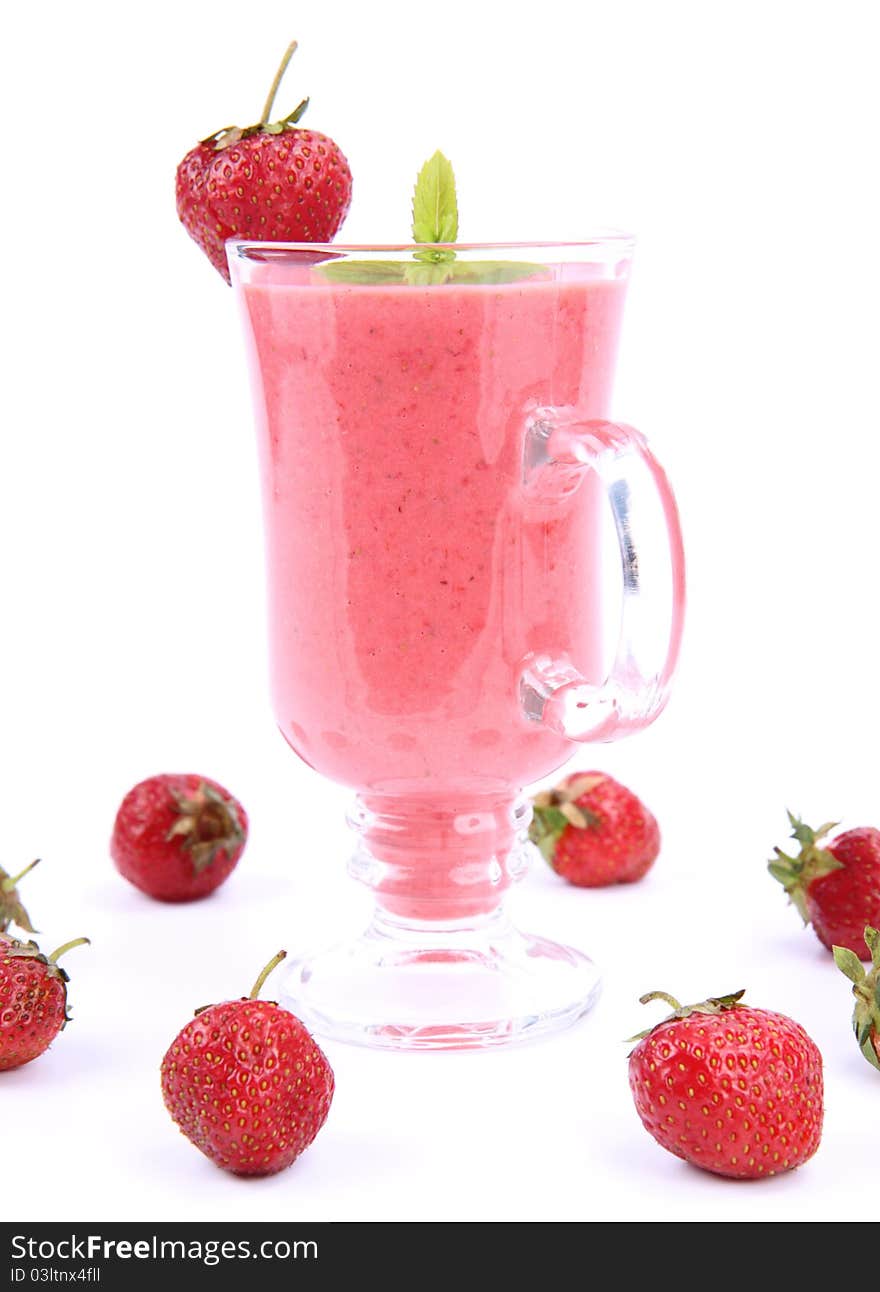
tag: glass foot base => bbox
[279,912,601,1051]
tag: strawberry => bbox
[161,951,334,1176]
[769,813,880,957]
[529,772,660,887]
[628,989,823,1179]
[175,40,352,283]
[0,859,39,934]
[833,926,880,1071]
[0,933,90,1070]
[111,773,248,903]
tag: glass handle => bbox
[520,413,685,742]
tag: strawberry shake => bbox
[234,254,627,920]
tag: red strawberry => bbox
[0,934,90,1070]
[628,989,823,1179]
[161,951,334,1176]
[529,772,660,887]
[833,926,880,1071]
[769,813,880,957]
[175,40,352,283]
[0,859,39,934]
[111,774,248,903]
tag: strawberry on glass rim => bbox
[175,40,352,282]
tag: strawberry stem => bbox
[639,990,682,1011]
[47,937,90,964]
[249,950,288,1000]
[259,40,298,126]
[2,859,40,893]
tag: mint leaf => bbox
[316,258,547,287]
[403,259,548,286]
[315,260,406,285]
[412,150,458,245]
[404,260,456,286]
[450,260,549,284]
[314,151,546,286]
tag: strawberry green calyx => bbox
[529,776,603,864]
[833,927,880,1072]
[768,812,843,923]
[1,936,49,966]
[0,859,39,934]
[528,805,569,863]
[628,989,746,1043]
[167,783,246,875]
[201,40,310,153]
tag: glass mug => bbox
[228,239,685,1050]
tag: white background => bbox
[1,0,878,1224]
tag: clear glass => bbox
[228,239,685,1049]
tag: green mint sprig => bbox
[317,151,545,286]
[411,150,458,249]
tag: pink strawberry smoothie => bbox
[236,257,628,919]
